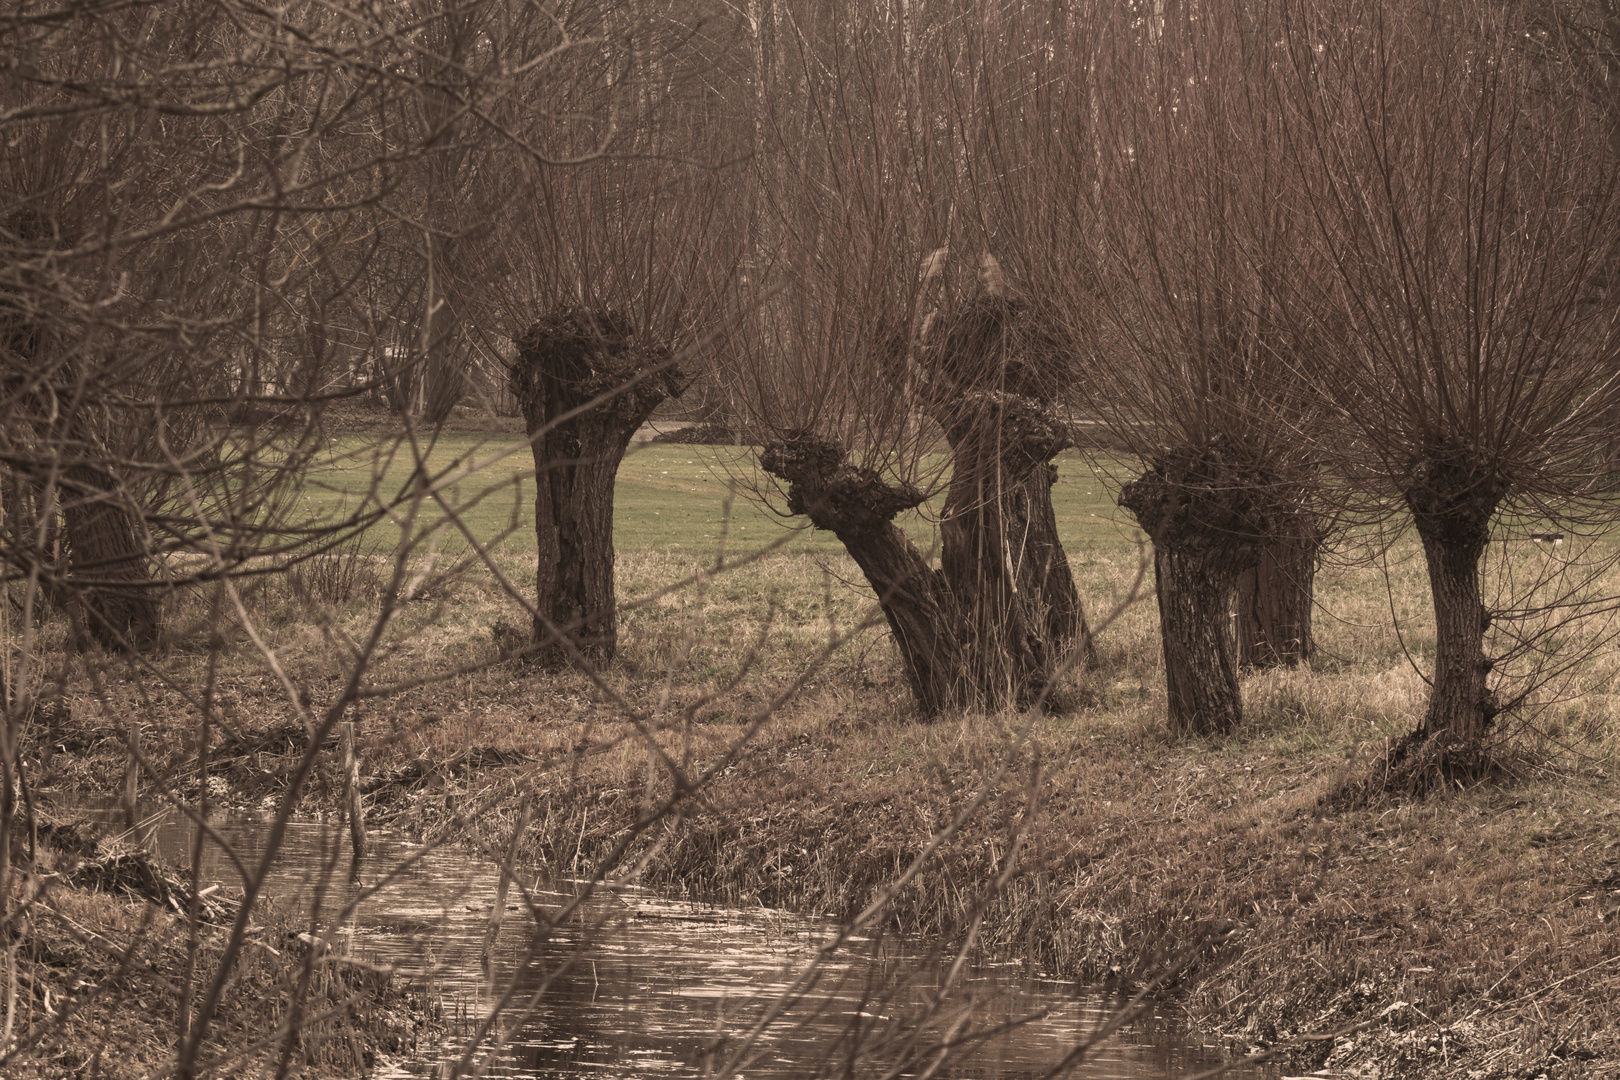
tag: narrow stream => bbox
[102,807,1274,1079]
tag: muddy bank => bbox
[4,812,443,1079]
[372,732,1619,1079]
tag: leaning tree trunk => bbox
[1387,457,1505,787]
[1021,460,1098,668]
[938,392,1079,709]
[512,309,686,667]
[761,434,966,718]
[1119,449,1264,737]
[1236,517,1318,669]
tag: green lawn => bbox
[299,434,1142,559]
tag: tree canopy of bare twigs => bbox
[1266,0,1620,787]
[721,0,1108,717]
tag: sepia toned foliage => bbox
[3,0,1620,1075]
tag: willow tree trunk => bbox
[1236,523,1318,668]
[920,288,1094,708]
[3,225,159,651]
[60,462,161,650]
[1153,542,1246,735]
[761,435,965,718]
[1021,461,1098,667]
[1120,450,1264,737]
[513,309,685,667]
[1384,460,1505,788]
[1417,525,1494,744]
[937,393,1077,709]
[421,309,468,426]
[940,463,1040,709]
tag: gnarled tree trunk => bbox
[512,308,685,667]
[1236,517,1318,668]
[762,434,965,717]
[922,291,1095,709]
[1119,447,1265,736]
[1386,453,1505,787]
[937,391,1082,708]
[767,288,1094,718]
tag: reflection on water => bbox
[115,808,1271,1080]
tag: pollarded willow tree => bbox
[1059,1,1326,735]
[0,0,448,651]
[506,308,689,665]
[916,262,1099,692]
[449,7,748,666]
[1272,0,1620,785]
[726,0,1099,716]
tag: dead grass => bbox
[9,527,1620,1078]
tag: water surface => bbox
[111,808,1271,1080]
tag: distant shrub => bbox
[650,423,736,445]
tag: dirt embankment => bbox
[26,667,1620,1080]
[5,817,442,1078]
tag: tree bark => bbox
[1373,450,1509,793]
[919,293,1094,710]
[761,434,965,717]
[835,522,963,717]
[512,309,685,667]
[5,211,159,651]
[937,391,1077,709]
[1119,448,1264,736]
[1236,520,1318,668]
[58,461,161,651]
[1381,453,1505,789]
[1416,523,1493,745]
[421,317,468,426]
[1153,541,1246,736]
[1021,460,1098,667]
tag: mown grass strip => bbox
[297,436,1145,558]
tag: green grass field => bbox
[301,434,1145,559]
